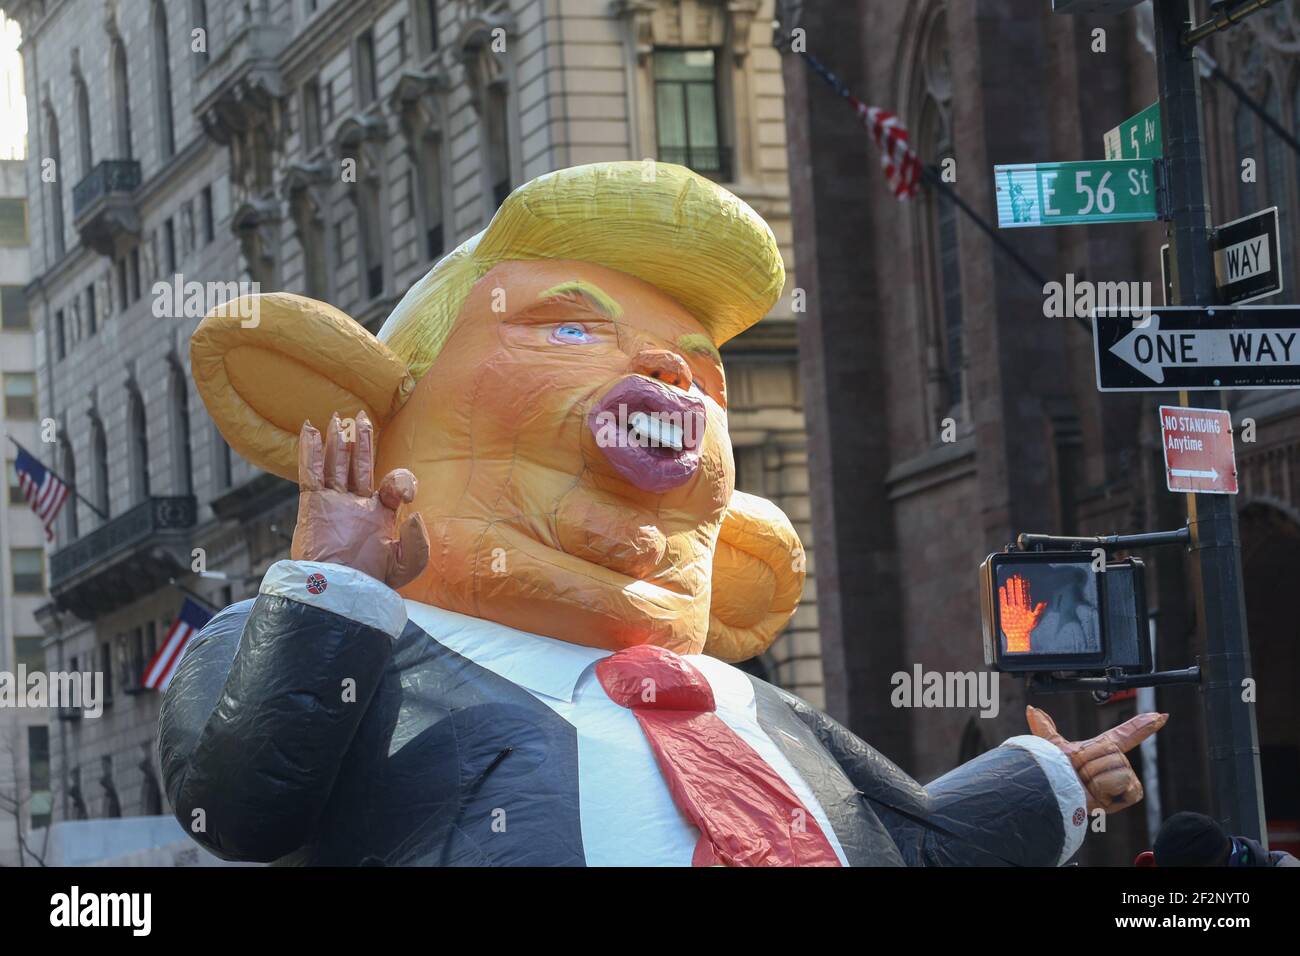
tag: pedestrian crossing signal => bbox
[979,551,1151,674]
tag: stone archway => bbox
[1238,498,1300,852]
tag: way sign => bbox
[1104,102,1162,160]
[1094,307,1300,391]
[1213,206,1282,305]
[995,159,1159,228]
[1159,405,1237,495]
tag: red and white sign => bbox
[1159,405,1238,495]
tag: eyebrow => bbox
[536,280,624,318]
[676,333,722,364]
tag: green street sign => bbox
[1104,102,1162,160]
[994,159,1159,228]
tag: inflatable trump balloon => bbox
[160,162,1166,866]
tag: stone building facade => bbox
[8,0,818,834]
[782,0,1300,863]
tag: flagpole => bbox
[778,40,1092,337]
[6,434,109,521]
[165,578,222,614]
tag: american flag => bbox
[141,598,214,691]
[848,98,922,200]
[793,51,923,200]
[14,447,70,541]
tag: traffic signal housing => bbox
[979,550,1151,675]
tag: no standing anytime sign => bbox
[1159,405,1238,495]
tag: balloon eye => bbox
[550,324,593,344]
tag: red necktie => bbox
[595,644,842,867]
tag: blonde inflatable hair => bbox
[377,161,785,380]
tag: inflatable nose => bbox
[631,348,693,392]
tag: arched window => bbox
[45,109,65,257]
[90,414,109,520]
[169,360,192,495]
[60,433,77,540]
[127,384,149,502]
[111,37,132,159]
[74,72,92,177]
[153,2,175,160]
[912,7,963,426]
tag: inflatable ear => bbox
[190,293,415,481]
[705,490,806,663]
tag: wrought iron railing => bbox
[50,496,197,586]
[71,159,142,219]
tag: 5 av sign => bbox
[1094,307,1300,391]
[995,159,1159,228]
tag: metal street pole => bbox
[1153,0,1266,842]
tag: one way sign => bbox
[1093,306,1300,391]
[1213,206,1282,305]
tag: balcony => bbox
[71,159,142,257]
[49,496,197,620]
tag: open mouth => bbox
[588,375,706,493]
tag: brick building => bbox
[782,0,1300,862]
[7,0,819,842]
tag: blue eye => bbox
[549,324,594,345]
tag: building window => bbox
[53,308,66,359]
[653,49,728,179]
[116,258,129,312]
[0,196,27,245]
[3,372,35,418]
[913,9,963,425]
[201,186,215,244]
[111,37,132,159]
[416,0,439,56]
[1,285,28,329]
[302,79,322,153]
[356,30,378,107]
[357,183,384,299]
[419,138,443,260]
[192,0,209,68]
[91,415,110,518]
[154,1,176,160]
[486,85,511,207]
[99,643,114,707]
[170,361,193,495]
[11,548,43,593]
[129,246,141,301]
[212,423,232,491]
[45,111,65,258]
[4,457,19,505]
[128,385,150,502]
[397,18,408,62]
[74,72,92,176]
[85,283,96,335]
[163,218,176,274]
[60,433,77,539]
[15,636,44,671]
[28,726,51,830]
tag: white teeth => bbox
[628,411,684,450]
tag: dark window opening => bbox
[653,49,730,180]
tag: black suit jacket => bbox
[158,566,1084,866]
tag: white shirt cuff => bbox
[259,560,407,640]
[1004,734,1088,865]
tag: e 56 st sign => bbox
[995,159,1158,228]
[1094,307,1300,391]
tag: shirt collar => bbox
[404,600,610,703]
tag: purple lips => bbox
[587,376,707,493]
